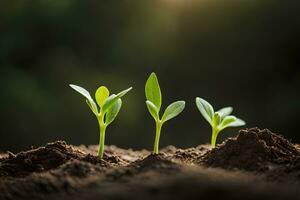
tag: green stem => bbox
[211,128,219,149]
[153,121,163,154]
[97,113,107,158]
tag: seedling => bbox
[145,72,185,154]
[69,84,132,158]
[195,97,246,148]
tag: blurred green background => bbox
[0,0,299,152]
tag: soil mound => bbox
[0,141,82,177]
[201,127,300,172]
[0,141,123,177]
[132,153,179,172]
[105,153,180,181]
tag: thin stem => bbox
[97,113,106,158]
[211,128,219,149]
[153,121,163,154]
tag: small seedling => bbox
[145,72,185,154]
[69,84,132,158]
[195,97,246,148]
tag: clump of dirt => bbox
[0,152,10,161]
[200,127,300,172]
[0,141,79,177]
[0,141,125,177]
[132,153,179,172]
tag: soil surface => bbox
[0,127,300,200]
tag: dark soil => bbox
[1,127,300,200]
[201,127,300,169]
[200,128,300,181]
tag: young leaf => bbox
[69,84,98,113]
[70,84,93,103]
[102,94,117,113]
[217,107,233,118]
[212,112,221,127]
[86,100,98,115]
[145,73,162,110]
[218,115,237,130]
[117,87,133,98]
[146,100,159,121]
[161,101,185,123]
[95,86,110,108]
[102,87,132,113]
[105,99,122,125]
[227,118,246,127]
[195,97,214,124]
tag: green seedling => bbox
[69,84,132,158]
[145,72,185,154]
[195,97,246,148]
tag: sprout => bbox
[69,84,132,158]
[195,97,246,148]
[145,72,185,154]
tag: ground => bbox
[0,127,300,200]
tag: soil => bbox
[200,128,300,181]
[1,127,300,200]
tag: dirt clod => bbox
[0,141,125,177]
[0,141,80,177]
[200,127,300,173]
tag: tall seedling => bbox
[145,73,185,154]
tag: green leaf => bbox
[218,115,237,130]
[195,97,214,125]
[161,101,185,123]
[217,107,233,118]
[69,84,93,103]
[146,100,159,121]
[227,118,246,127]
[105,99,122,125]
[86,100,98,115]
[212,112,221,127]
[145,72,162,111]
[117,87,133,98]
[102,87,132,113]
[69,84,98,114]
[95,86,110,108]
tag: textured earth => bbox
[0,127,300,200]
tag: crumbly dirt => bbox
[199,127,300,182]
[0,128,300,200]
[0,154,8,160]
[0,141,117,178]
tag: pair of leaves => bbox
[195,97,245,131]
[145,73,185,123]
[69,84,131,126]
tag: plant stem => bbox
[211,128,219,149]
[153,121,163,154]
[97,113,106,158]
